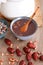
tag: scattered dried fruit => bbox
[0,22,7,35]
[8,57,18,63]
[1,53,4,56]
[23,47,30,53]
[0,59,3,65]
[39,55,43,61]
[0,62,3,65]
[26,52,32,61]
[17,38,20,41]
[8,58,15,62]
[32,52,39,61]
[9,61,15,65]
[19,60,26,65]
[27,42,36,49]
[1,40,41,65]
[0,59,3,62]
[28,62,34,65]
[7,47,15,54]
[16,49,22,56]
[10,44,13,48]
[4,38,12,46]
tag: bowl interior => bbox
[10,17,38,37]
[10,17,38,38]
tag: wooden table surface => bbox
[0,12,43,65]
[0,19,43,65]
[0,0,43,65]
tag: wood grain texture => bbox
[0,1,43,65]
[33,0,42,27]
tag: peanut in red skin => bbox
[32,52,39,61]
[27,42,36,49]
[19,60,26,65]
[39,55,43,61]
[26,52,32,61]
[23,47,30,53]
[7,47,15,54]
[16,49,22,56]
[4,38,12,46]
[28,62,34,65]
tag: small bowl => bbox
[10,17,38,40]
[0,18,8,38]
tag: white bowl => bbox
[0,0,35,19]
[10,17,38,40]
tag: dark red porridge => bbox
[12,19,36,36]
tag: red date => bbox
[7,47,15,54]
[39,55,43,61]
[32,52,39,61]
[27,42,36,49]
[23,47,30,53]
[28,62,34,65]
[26,52,32,61]
[19,60,26,65]
[16,49,22,56]
[4,38,12,46]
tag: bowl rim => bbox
[10,16,38,38]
